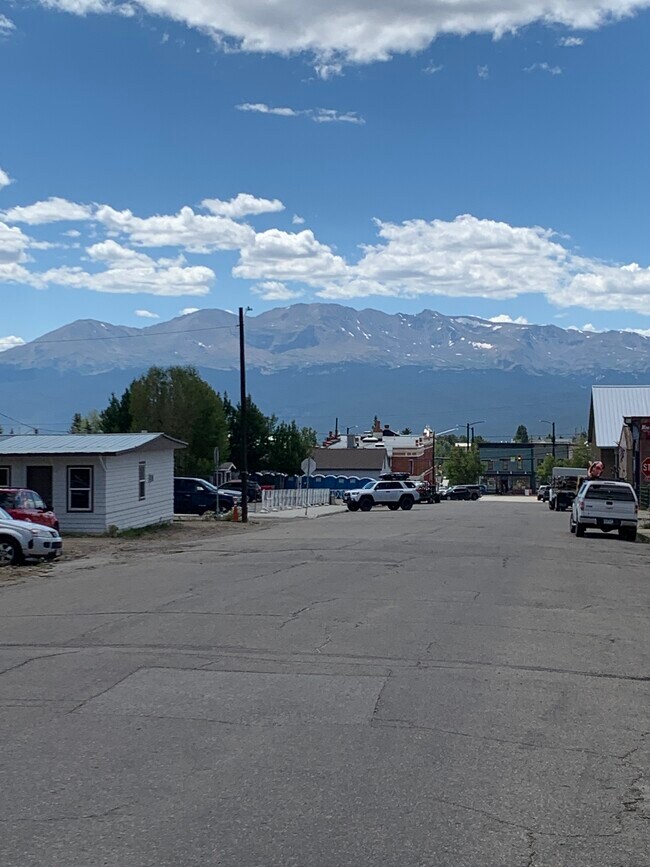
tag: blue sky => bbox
[2,0,650,348]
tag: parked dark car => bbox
[217,479,263,503]
[174,477,236,514]
[442,486,479,501]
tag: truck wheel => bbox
[359,497,373,512]
[619,527,637,542]
[387,504,400,511]
[347,501,360,512]
[400,496,414,511]
[470,493,479,501]
[0,537,22,567]
[575,522,585,538]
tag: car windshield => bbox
[0,507,12,520]
[586,485,635,501]
[363,482,376,489]
[0,492,16,509]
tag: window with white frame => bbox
[0,466,10,486]
[138,461,146,500]
[67,466,93,512]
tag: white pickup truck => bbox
[570,480,638,541]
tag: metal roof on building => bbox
[589,386,650,448]
[0,433,186,456]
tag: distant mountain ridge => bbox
[3,303,650,377]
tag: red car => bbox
[0,488,60,531]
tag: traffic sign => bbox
[301,457,317,476]
[642,456,650,481]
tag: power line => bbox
[23,324,239,347]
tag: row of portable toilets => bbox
[253,473,374,491]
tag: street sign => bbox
[301,457,317,476]
[642,456,650,481]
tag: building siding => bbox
[2,457,107,533]
[105,450,174,530]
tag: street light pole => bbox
[466,420,485,446]
[540,419,556,459]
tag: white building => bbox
[0,434,185,533]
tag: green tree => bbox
[100,389,132,433]
[446,446,468,486]
[566,435,592,468]
[224,393,273,474]
[537,454,565,484]
[128,366,229,476]
[69,410,103,434]
[514,424,530,443]
[267,421,318,475]
[401,427,412,435]
[465,444,483,484]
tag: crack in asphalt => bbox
[278,598,338,630]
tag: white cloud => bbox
[557,261,650,315]
[40,239,214,296]
[477,65,489,79]
[251,281,304,301]
[292,214,305,225]
[134,308,160,318]
[237,103,365,125]
[2,197,93,225]
[234,228,347,284]
[0,335,25,352]
[524,62,563,75]
[36,1,646,71]
[63,229,82,238]
[581,322,600,332]
[317,215,569,301]
[559,35,584,46]
[489,314,530,324]
[623,327,650,338]
[423,63,443,74]
[179,307,200,315]
[0,221,30,264]
[94,204,253,251]
[0,14,15,35]
[0,167,13,190]
[201,193,285,219]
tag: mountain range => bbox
[1,304,649,436]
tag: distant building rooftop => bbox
[0,433,186,456]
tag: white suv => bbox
[0,507,63,566]
[570,480,638,542]
[344,481,420,512]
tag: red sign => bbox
[643,457,650,481]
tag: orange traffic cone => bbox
[232,503,239,522]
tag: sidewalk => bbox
[637,509,650,543]
[251,503,347,521]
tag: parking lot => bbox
[1,498,648,866]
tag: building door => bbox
[26,466,53,508]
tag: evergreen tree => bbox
[69,413,85,433]
[267,421,317,475]
[100,389,132,433]
[513,424,530,443]
[223,393,274,474]
[127,366,229,476]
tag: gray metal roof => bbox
[589,386,650,448]
[0,433,186,456]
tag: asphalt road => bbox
[1,499,648,866]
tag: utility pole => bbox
[239,307,249,524]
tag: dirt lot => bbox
[0,518,258,586]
